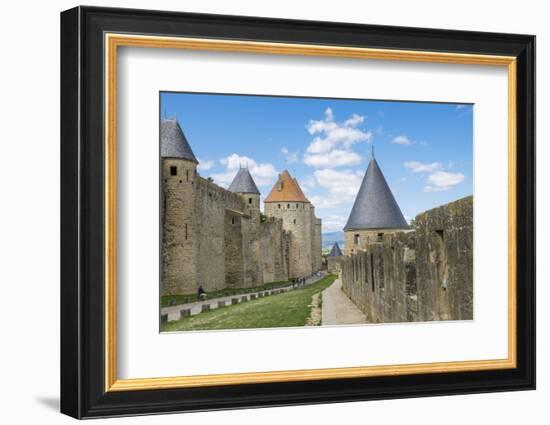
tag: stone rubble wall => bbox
[341,196,473,323]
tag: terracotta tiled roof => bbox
[264,170,310,203]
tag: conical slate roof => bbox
[160,119,198,163]
[228,168,260,194]
[264,170,310,203]
[329,242,343,257]
[344,157,408,231]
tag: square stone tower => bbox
[264,170,321,279]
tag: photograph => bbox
[159,92,473,332]
[57,4,536,419]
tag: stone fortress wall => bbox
[341,196,473,323]
[161,157,322,296]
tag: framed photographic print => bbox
[60,6,535,419]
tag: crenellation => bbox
[341,196,473,323]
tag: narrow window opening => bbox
[278,204,281,209]
[377,233,384,242]
[287,204,290,208]
[170,166,177,176]
[185,223,188,240]
[379,256,385,289]
[435,229,444,240]
[249,198,252,204]
[186,169,189,182]
[354,234,360,245]
[293,219,296,224]
[231,217,235,225]
[370,253,375,292]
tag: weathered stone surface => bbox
[415,196,473,321]
[167,312,181,322]
[161,158,322,297]
[250,294,257,300]
[201,304,211,312]
[217,301,226,308]
[341,196,473,323]
[180,308,191,317]
[241,296,248,302]
[231,298,239,305]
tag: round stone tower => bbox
[228,167,262,287]
[264,170,313,279]
[160,118,199,295]
[228,167,261,220]
[343,150,409,255]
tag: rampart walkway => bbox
[321,277,367,325]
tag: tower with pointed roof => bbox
[160,118,199,295]
[344,150,409,255]
[227,167,263,287]
[327,242,344,273]
[264,170,321,278]
[228,166,261,218]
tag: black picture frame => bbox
[60,5,535,419]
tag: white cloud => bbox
[281,147,299,164]
[210,153,278,188]
[344,113,365,127]
[303,149,361,168]
[392,135,412,145]
[300,175,317,193]
[197,158,214,171]
[404,161,442,173]
[309,169,363,208]
[405,161,465,193]
[424,171,465,192]
[305,108,372,154]
[321,215,348,232]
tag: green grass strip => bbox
[161,274,336,332]
[161,280,293,307]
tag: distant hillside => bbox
[322,231,345,251]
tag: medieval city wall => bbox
[341,196,473,323]
[193,175,245,292]
[260,217,290,283]
[162,161,299,296]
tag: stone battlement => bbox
[341,196,473,323]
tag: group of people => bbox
[291,271,324,289]
[197,270,326,299]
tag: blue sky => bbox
[161,92,473,233]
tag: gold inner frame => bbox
[104,33,517,392]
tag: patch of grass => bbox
[161,280,292,307]
[161,274,336,332]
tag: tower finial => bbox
[371,144,375,159]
